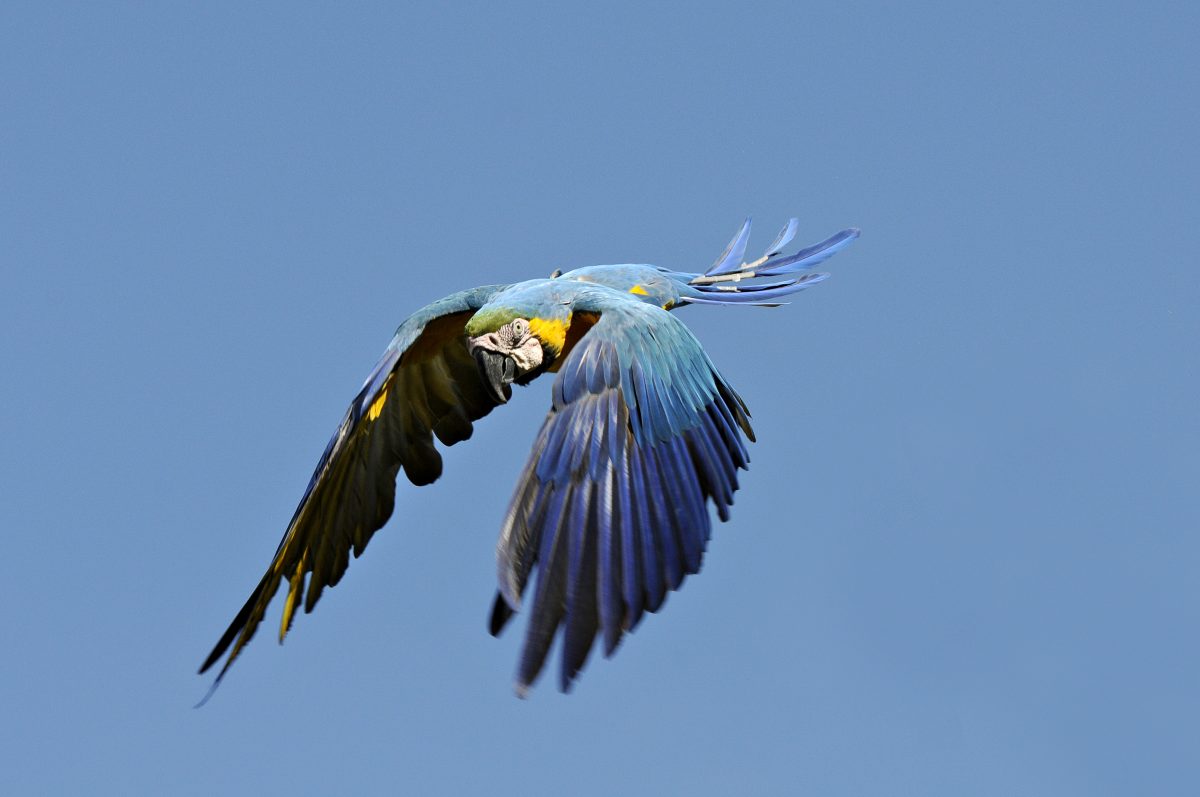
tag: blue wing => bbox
[490,295,754,694]
[199,285,508,695]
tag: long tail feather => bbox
[681,221,857,306]
[756,228,859,276]
[682,273,830,306]
[762,217,800,258]
[704,217,753,276]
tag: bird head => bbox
[466,309,567,403]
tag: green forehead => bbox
[464,307,522,336]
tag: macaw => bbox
[199,218,859,700]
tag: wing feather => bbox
[610,408,639,626]
[515,488,572,695]
[597,465,623,656]
[492,297,754,693]
[561,480,600,690]
[199,285,508,694]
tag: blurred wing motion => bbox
[489,297,754,693]
[198,285,507,696]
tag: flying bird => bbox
[199,217,859,699]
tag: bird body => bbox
[199,218,859,700]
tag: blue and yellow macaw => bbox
[199,218,859,698]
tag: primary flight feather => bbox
[199,218,859,699]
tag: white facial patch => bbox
[468,318,544,376]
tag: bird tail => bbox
[672,218,859,306]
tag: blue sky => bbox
[2,2,1197,794]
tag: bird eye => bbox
[512,319,528,336]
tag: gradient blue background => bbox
[3,2,1197,794]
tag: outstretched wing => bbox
[490,294,755,694]
[200,285,507,692]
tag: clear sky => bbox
[2,2,1197,795]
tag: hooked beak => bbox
[472,347,516,404]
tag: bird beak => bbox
[471,346,516,404]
